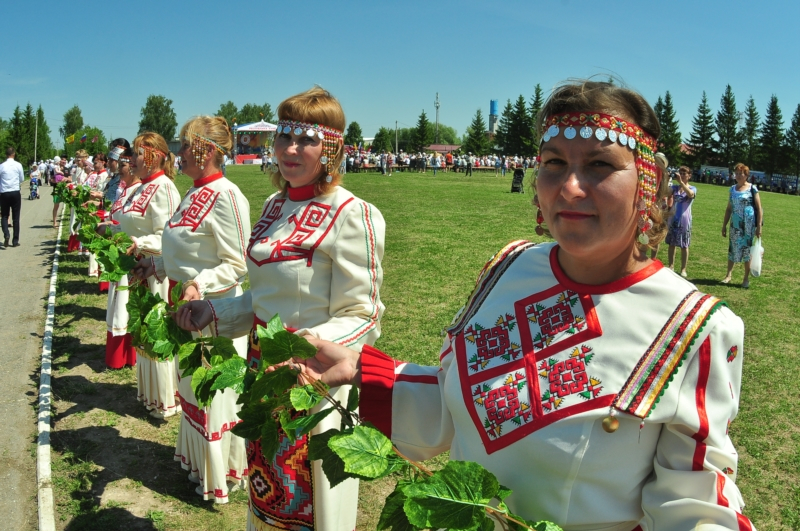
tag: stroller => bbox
[510,168,525,193]
[29,176,40,200]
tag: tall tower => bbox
[489,99,498,134]
[435,92,440,144]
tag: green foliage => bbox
[60,105,84,139]
[138,94,178,141]
[713,85,744,171]
[740,96,761,169]
[759,95,785,175]
[215,101,238,125]
[508,95,536,157]
[529,85,544,156]
[64,127,108,160]
[658,91,683,167]
[410,111,433,153]
[238,103,275,124]
[345,122,364,148]
[462,109,491,156]
[686,91,716,168]
[785,104,800,178]
[5,104,36,167]
[35,105,56,161]
[126,282,193,362]
[372,127,395,153]
[493,100,513,155]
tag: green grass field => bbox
[50,165,800,529]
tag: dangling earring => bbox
[534,194,545,236]
[325,174,333,183]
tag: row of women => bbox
[95,83,754,530]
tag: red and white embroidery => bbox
[123,183,160,215]
[472,372,533,439]
[168,187,220,231]
[248,197,353,267]
[538,345,602,412]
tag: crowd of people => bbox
[32,80,764,530]
[340,150,536,177]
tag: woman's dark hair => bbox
[109,138,131,149]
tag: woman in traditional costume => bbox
[99,132,181,415]
[86,153,110,281]
[722,163,763,289]
[97,144,139,369]
[136,116,251,503]
[177,87,386,531]
[299,80,755,530]
[66,149,89,252]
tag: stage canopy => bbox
[236,120,277,132]
[425,143,461,153]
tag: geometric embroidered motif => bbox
[168,187,219,232]
[525,290,586,352]
[726,345,738,363]
[538,345,602,412]
[472,372,532,439]
[464,314,522,372]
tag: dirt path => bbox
[0,184,59,531]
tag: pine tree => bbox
[685,92,715,168]
[786,104,800,178]
[494,100,513,155]
[713,85,743,171]
[529,84,544,156]
[758,95,785,175]
[138,95,178,140]
[653,96,665,130]
[506,95,535,157]
[740,96,761,169]
[34,105,55,161]
[410,110,432,152]
[462,109,491,156]
[659,92,682,167]
[372,127,394,153]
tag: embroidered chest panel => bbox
[123,183,159,216]
[247,196,353,267]
[168,186,220,232]
[455,283,610,453]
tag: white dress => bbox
[359,241,755,531]
[155,172,252,503]
[209,183,386,531]
[110,170,181,416]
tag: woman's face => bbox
[735,169,747,181]
[177,140,210,179]
[130,146,158,178]
[536,134,640,263]
[93,158,105,172]
[274,129,324,188]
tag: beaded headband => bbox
[185,132,226,170]
[540,112,660,245]
[275,119,343,180]
[108,146,125,161]
[137,145,166,170]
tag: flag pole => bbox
[34,110,39,164]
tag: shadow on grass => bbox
[65,507,159,531]
[55,301,107,325]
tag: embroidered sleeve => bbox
[136,180,181,256]
[193,187,251,296]
[295,201,385,348]
[360,335,456,462]
[639,307,754,530]
[207,290,254,339]
[152,256,166,284]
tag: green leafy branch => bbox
[189,313,562,531]
[126,281,193,361]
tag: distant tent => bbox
[236,120,277,132]
[425,144,461,153]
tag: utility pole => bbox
[434,93,440,144]
[395,121,398,154]
[34,109,39,163]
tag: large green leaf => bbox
[258,330,317,365]
[190,367,208,402]
[328,425,394,479]
[346,386,359,412]
[232,401,273,441]
[308,429,365,487]
[249,365,298,401]
[209,357,248,393]
[170,281,183,307]
[289,385,325,411]
[402,461,499,531]
[377,489,417,531]
[208,336,238,360]
[259,417,281,462]
[256,314,284,342]
[281,408,334,440]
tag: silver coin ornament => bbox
[595,128,608,142]
[282,125,291,134]
[638,233,650,245]
[542,133,551,143]
[294,127,303,136]
[272,156,278,164]
[628,137,637,150]
[580,126,593,139]
[619,133,628,146]
[547,125,560,137]
[608,130,618,143]
[318,132,325,140]
[320,156,328,164]
[306,129,315,137]
[564,126,577,140]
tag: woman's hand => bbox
[131,256,155,280]
[89,191,102,199]
[755,226,762,238]
[288,338,361,388]
[95,222,112,236]
[126,241,138,256]
[181,283,201,302]
[722,226,727,238]
[174,300,214,331]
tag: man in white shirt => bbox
[0,147,25,247]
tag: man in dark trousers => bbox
[0,147,25,247]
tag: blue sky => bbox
[3,0,799,149]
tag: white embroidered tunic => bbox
[360,241,754,531]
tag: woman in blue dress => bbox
[722,162,763,288]
[665,166,696,277]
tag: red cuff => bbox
[359,345,397,438]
